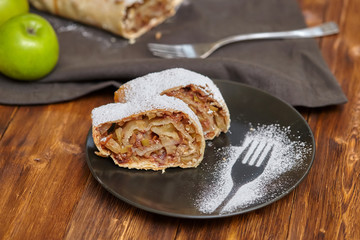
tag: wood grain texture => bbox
[0,106,17,138]
[0,0,359,239]
[0,93,112,239]
[292,0,360,239]
[63,176,179,240]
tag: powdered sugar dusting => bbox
[124,0,144,5]
[120,68,226,105]
[195,124,312,214]
[92,95,201,129]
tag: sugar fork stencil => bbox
[214,140,274,213]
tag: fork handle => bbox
[214,185,241,213]
[214,22,339,49]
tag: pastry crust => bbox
[114,68,230,140]
[29,0,183,39]
[92,96,205,171]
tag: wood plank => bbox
[64,176,179,240]
[0,106,18,138]
[0,92,113,239]
[288,0,360,238]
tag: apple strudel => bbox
[114,68,230,140]
[29,0,183,39]
[92,96,205,170]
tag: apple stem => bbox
[27,27,36,35]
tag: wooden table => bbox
[1,0,359,239]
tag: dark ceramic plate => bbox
[85,80,315,219]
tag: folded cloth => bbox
[0,0,347,107]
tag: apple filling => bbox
[164,86,228,139]
[95,111,203,168]
[123,0,179,35]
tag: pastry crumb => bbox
[155,31,162,40]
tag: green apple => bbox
[0,0,29,26]
[0,13,59,81]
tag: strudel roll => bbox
[29,0,183,39]
[92,96,205,170]
[114,68,230,140]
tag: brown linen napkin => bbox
[0,0,347,107]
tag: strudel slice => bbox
[92,96,205,171]
[114,68,230,140]
[29,0,183,39]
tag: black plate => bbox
[85,80,315,219]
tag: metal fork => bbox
[214,140,274,213]
[148,22,339,59]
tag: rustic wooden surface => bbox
[1,0,359,239]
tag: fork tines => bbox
[148,43,197,59]
[241,141,274,167]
